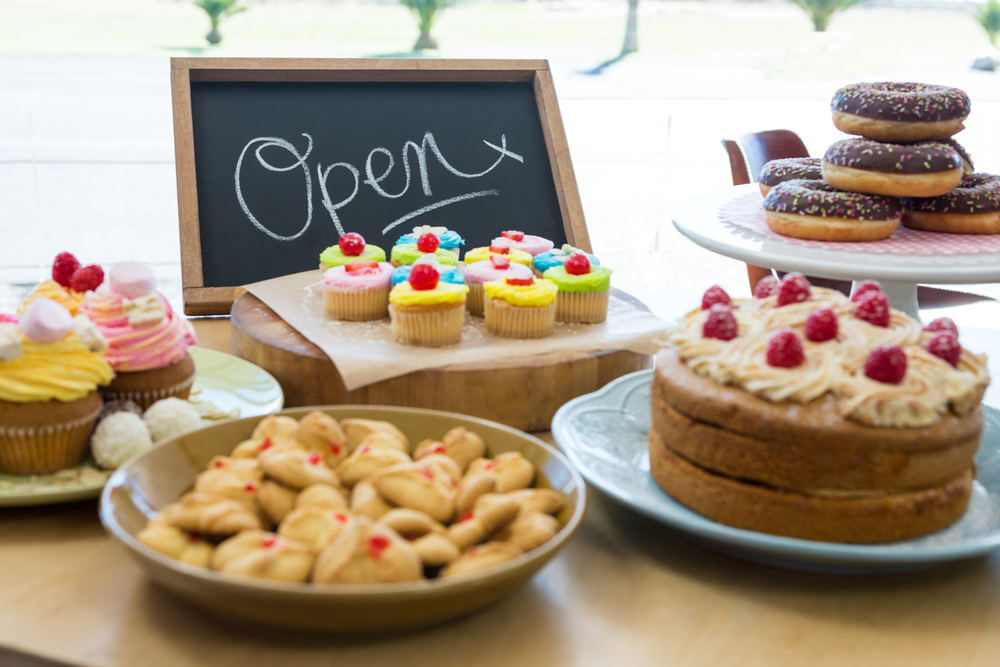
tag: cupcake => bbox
[483,275,558,339]
[462,256,534,317]
[395,225,465,258]
[323,261,393,321]
[532,244,600,278]
[463,245,533,267]
[81,262,198,410]
[319,233,386,273]
[0,298,113,473]
[19,252,104,316]
[388,264,469,346]
[390,233,460,268]
[392,257,465,287]
[543,252,612,324]
[489,230,555,257]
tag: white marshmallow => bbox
[0,323,23,363]
[109,262,156,299]
[72,315,108,354]
[18,297,72,344]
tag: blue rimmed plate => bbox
[552,370,1000,575]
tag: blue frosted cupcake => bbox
[532,244,600,278]
[395,225,465,257]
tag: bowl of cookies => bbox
[99,405,585,631]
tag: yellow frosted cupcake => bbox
[388,265,469,346]
[483,275,558,339]
[543,252,613,323]
[0,298,113,473]
[463,245,533,267]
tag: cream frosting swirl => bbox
[665,288,989,427]
[81,289,196,372]
[0,333,113,403]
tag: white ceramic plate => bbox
[0,347,283,507]
[552,370,1000,575]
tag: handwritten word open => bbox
[235,131,523,241]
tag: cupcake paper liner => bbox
[0,405,101,474]
[484,298,556,338]
[324,285,390,321]
[555,290,610,324]
[466,282,486,317]
[389,303,465,346]
[102,374,195,412]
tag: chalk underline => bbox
[381,190,500,235]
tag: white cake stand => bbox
[672,184,1000,319]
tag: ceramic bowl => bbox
[100,405,585,632]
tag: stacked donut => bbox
[759,82,1000,241]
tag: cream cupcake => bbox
[462,256,534,317]
[483,275,558,339]
[543,253,612,323]
[0,298,113,473]
[389,265,469,346]
[323,261,393,321]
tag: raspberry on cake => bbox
[652,282,990,543]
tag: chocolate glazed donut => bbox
[831,82,970,143]
[901,173,1000,234]
[762,179,902,242]
[822,138,963,198]
[757,157,822,197]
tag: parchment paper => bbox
[243,270,671,391]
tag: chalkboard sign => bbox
[171,59,589,315]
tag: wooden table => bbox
[2,317,1000,667]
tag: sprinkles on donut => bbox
[757,158,822,197]
[762,179,902,242]
[900,173,1000,235]
[822,138,963,198]
[831,82,971,143]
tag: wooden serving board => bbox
[230,292,652,431]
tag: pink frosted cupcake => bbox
[81,262,197,410]
[462,256,534,317]
[489,230,555,257]
[323,261,393,321]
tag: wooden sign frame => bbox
[171,58,590,316]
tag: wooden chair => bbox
[721,130,812,292]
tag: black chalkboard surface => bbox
[172,59,588,315]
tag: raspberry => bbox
[766,329,805,368]
[804,308,838,342]
[507,275,534,286]
[367,535,390,560]
[565,252,591,276]
[416,233,440,253]
[52,252,80,288]
[489,255,510,269]
[408,263,439,291]
[925,332,961,367]
[854,291,891,328]
[753,275,779,299]
[926,317,958,337]
[851,280,882,303]
[701,285,731,310]
[501,230,525,241]
[488,245,509,255]
[345,260,379,273]
[776,273,811,306]
[864,345,907,384]
[338,232,365,256]
[702,304,738,341]
[69,265,104,293]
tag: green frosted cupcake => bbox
[320,233,386,272]
[543,253,612,324]
[390,244,459,268]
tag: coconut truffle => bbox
[143,397,203,442]
[91,412,154,469]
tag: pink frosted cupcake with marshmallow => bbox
[462,255,534,316]
[489,230,555,257]
[81,262,197,410]
[323,260,394,321]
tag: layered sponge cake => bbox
[650,277,990,543]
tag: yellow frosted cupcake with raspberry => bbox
[389,264,469,346]
[0,298,113,473]
[19,251,105,316]
[543,252,612,323]
[483,275,558,339]
[463,244,533,267]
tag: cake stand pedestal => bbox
[672,184,1000,320]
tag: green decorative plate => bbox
[0,347,283,507]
